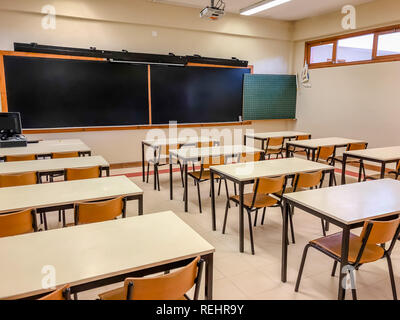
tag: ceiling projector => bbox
[200,0,225,20]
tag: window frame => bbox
[305,24,400,69]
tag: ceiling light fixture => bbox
[240,0,292,16]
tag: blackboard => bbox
[150,65,250,124]
[243,74,297,120]
[4,56,149,128]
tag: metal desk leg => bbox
[106,167,110,177]
[244,135,247,146]
[169,160,173,200]
[142,142,145,182]
[281,200,289,282]
[261,140,265,151]
[204,253,214,300]
[380,162,386,179]
[138,195,143,215]
[311,149,316,161]
[338,226,350,300]
[285,144,290,158]
[341,154,347,185]
[329,169,335,186]
[239,182,244,253]
[184,163,188,212]
[211,171,216,231]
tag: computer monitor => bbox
[0,112,22,134]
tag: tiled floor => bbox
[44,162,400,300]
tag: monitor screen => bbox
[0,112,22,134]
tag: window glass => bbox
[336,34,374,63]
[310,44,333,64]
[377,31,400,56]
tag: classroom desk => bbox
[0,176,143,216]
[0,139,91,160]
[244,131,310,149]
[210,158,334,253]
[0,156,110,179]
[341,146,400,184]
[0,211,215,300]
[281,179,400,300]
[169,145,263,212]
[141,136,219,189]
[285,137,366,161]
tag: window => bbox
[377,31,400,57]
[305,24,400,68]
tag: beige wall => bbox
[0,0,296,163]
[292,0,400,148]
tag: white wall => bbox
[292,0,400,148]
[0,0,296,163]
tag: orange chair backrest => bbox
[254,175,285,194]
[294,171,323,190]
[240,152,261,163]
[197,141,213,148]
[317,146,335,160]
[0,209,35,238]
[267,137,284,147]
[39,284,71,300]
[65,166,100,181]
[124,257,200,300]
[160,144,178,156]
[52,152,79,159]
[360,217,400,245]
[75,197,124,225]
[296,135,311,141]
[0,172,38,188]
[347,142,367,151]
[202,155,225,169]
[5,154,36,162]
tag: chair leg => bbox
[321,219,327,236]
[387,255,398,300]
[348,269,357,300]
[179,163,185,188]
[224,179,231,209]
[261,207,266,225]
[43,212,48,231]
[156,166,161,191]
[254,209,258,227]
[217,179,222,196]
[331,260,338,277]
[280,205,290,245]
[222,200,230,234]
[247,210,255,255]
[197,181,202,213]
[146,162,150,183]
[295,244,311,292]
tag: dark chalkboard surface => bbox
[150,65,250,124]
[4,56,149,128]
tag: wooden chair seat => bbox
[265,148,283,155]
[331,155,362,164]
[188,170,220,181]
[311,232,384,264]
[230,193,278,208]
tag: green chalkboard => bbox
[243,74,297,120]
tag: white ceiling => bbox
[151,0,374,21]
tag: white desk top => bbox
[0,156,109,175]
[37,139,85,145]
[284,179,400,225]
[143,136,218,147]
[0,140,91,157]
[345,146,400,162]
[245,131,310,139]
[0,211,215,299]
[286,137,365,149]
[169,145,263,161]
[0,176,142,214]
[211,158,333,182]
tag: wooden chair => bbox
[147,144,184,191]
[0,209,37,238]
[47,151,81,182]
[365,161,400,181]
[98,257,204,300]
[315,146,337,185]
[5,154,37,162]
[38,284,71,300]
[279,170,327,242]
[188,155,225,213]
[0,171,38,188]
[328,142,368,183]
[74,196,126,225]
[287,134,311,157]
[295,216,400,300]
[222,175,290,255]
[265,137,285,159]
[55,166,102,227]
